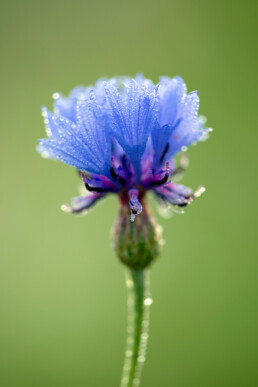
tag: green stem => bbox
[120,268,152,387]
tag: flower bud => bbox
[113,194,162,269]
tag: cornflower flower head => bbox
[39,75,210,224]
[38,75,211,387]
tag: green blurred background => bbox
[0,0,257,386]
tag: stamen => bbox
[176,202,188,208]
[110,156,117,180]
[159,143,169,164]
[128,189,142,222]
[85,183,110,193]
[110,167,117,180]
[81,172,110,193]
[110,156,126,185]
[159,119,182,165]
[121,154,133,178]
[118,176,126,185]
[151,162,170,187]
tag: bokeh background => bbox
[0,0,257,386]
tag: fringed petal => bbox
[154,182,205,209]
[39,109,110,175]
[104,80,159,179]
[61,193,105,214]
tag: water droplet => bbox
[194,186,206,197]
[52,92,60,100]
[126,279,133,288]
[144,297,153,306]
[42,151,49,158]
[61,204,72,213]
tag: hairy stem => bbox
[120,268,152,387]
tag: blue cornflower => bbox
[38,75,210,221]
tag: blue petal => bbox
[151,123,175,168]
[154,182,191,206]
[39,109,110,175]
[135,74,155,91]
[104,80,158,178]
[76,91,111,173]
[53,81,107,122]
[154,182,205,208]
[151,77,186,167]
[54,86,90,122]
[153,83,209,165]
[165,182,193,197]
[158,76,186,127]
[166,91,208,158]
[62,193,105,214]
